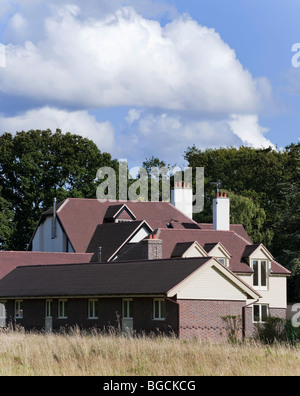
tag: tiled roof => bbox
[30,199,200,253]
[0,257,213,298]
[0,252,93,280]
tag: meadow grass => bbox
[0,327,299,376]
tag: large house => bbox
[0,184,290,340]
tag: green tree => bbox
[0,129,118,250]
[0,188,15,250]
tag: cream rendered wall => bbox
[176,265,247,301]
[32,217,74,252]
[238,274,287,309]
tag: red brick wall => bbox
[178,299,245,341]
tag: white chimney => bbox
[213,192,230,231]
[171,182,193,219]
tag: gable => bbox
[175,266,248,301]
[168,259,260,301]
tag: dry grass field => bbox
[0,328,299,376]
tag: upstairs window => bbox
[252,260,268,290]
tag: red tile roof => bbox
[0,252,93,280]
[30,199,200,253]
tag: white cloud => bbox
[0,106,116,152]
[0,6,268,114]
[228,114,275,149]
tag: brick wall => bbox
[178,299,245,341]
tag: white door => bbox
[45,300,53,333]
[122,299,133,336]
[0,302,6,328]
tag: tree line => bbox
[0,129,299,301]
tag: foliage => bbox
[254,317,300,345]
[0,129,118,250]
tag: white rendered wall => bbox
[32,217,74,252]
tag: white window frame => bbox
[252,259,269,290]
[122,299,133,320]
[15,300,23,319]
[153,298,166,321]
[253,304,269,323]
[45,300,53,319]
[88,299,99,319]
[58,299,68,319]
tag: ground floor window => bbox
[46,300,53,318]
[15,300,23,319]
[58,299,68,319]
[153,298,166,320]
[122,299,133,319]
[253,304,269,323]
[88,299,99,319]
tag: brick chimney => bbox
[213,191,230,231]
[141,234,163,260]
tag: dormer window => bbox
[217,257,226,266]
[252,259,268,290]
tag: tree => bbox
[0,129,118,250]
[0,188,15,250]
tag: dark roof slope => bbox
[0,252,93,280]
[0,257,212,298]
[86,221,151,261]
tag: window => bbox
[15,300,23,319]
[153,298,165,320]
[58,300,68,319]
[253,305,269,323]
[88,299,99,319]
[252,260,268,289]
[46,300,53,318]
[217,258,226,266]
[123,299,133,319]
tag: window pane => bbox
[261,261,267,287]
[160,300,166,319]
[253,261,259,286]
[253,305,260,322]
[128,300,133,318]
[154,300,159,319]
[94,301,98,318]
[261,305,268,322]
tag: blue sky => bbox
[0,0,299,168]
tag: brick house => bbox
[0,254,259,340]
[0,185,290,339]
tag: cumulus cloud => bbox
[0,106,116,152]
[1,6,267,114]
[0,2,275,163]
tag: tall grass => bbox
[0,327,299,376]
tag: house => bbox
[0,254,260,340]
[0,184,290,339]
